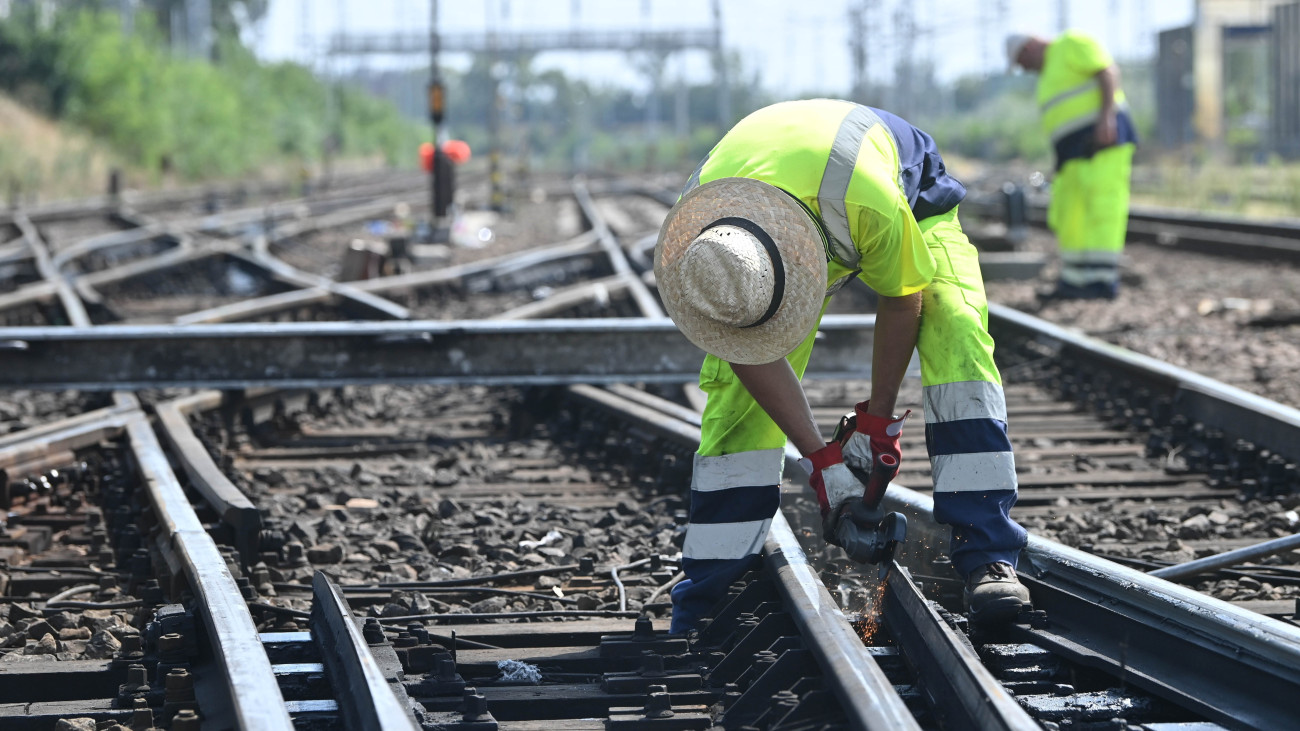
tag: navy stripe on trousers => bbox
[925,418,1012,456]
[688,484,782,524]
[933,490,1026,577]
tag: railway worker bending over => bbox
[654,99,1032,633]
[1008,31,1137,300]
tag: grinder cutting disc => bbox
[833,509,908,578]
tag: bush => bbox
[0,8,423,184]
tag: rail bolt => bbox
[165,668,195,702]
[773,690,800,709]
[632,614,656,641]
[363,617,386,644]
[462,689,491,722]
[172,708,201,731]
[123,664,150,692]
[643,685,674,719]
[131,697,153,728]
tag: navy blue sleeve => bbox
[869,107,967,221]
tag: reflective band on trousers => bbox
[818,105,883,269]
[1060,263,1119,286]
[923,381,1017,494]
[1060,250,1121,285]
[691,449,784,491]
[1060,250,1121,266]
[682,519,773,560]
[932,452,1017,492]
[923,381,1008,423]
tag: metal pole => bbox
[429,0,443,236]
[488,1,504,212]
[1150,533,1300,582]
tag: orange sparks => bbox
[852,579,885,644]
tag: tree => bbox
[142,0,268,45]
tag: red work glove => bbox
[838,400,910,509]
[798,442,866,520]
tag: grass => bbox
[0,94,121,203]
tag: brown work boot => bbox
[964,562,1031,624]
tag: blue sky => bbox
[254,0,1196,93]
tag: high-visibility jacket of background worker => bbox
[1037,31,1137,292]
[668,99,1026,634]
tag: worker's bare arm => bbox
[1094,64,1120,147]
[867,291,922,418]
[732,359,825,457]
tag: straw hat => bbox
[654,177,827,365]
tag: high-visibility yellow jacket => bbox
[1037,31,1137,169]
[682,99,966,298]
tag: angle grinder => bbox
[825,410,909,577]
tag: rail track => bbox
[1,174,1299,729]
[962,186,1300,263]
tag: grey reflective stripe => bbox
[1038,79,1098,114]
[1048,100,1131,143]
[931,452,1017,493]
[692,449,784,491]
[1060,263,1119,286]
[818,106,881,268]
[1059,251,1122,285]
[825,273,857,296]
[681,153,710,196]
[923,381,1008,423]
[682,519,772,560]
[1060,250,1121,265]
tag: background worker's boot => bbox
[965,561,1031,624]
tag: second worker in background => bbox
[654,99,1032,635]
[1008,30,1138,300]
[1003,30,1138,299]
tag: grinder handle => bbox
[862,453,897,510]
[834,412,899,511]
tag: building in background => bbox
[1158,0,1300,158]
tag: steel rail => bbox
[14,212,90,328]
[879,479,1300,731]
[17,210,139,413]
[880,560,1039,730]
[50,226,185,274]
[310,572,421,731]
[153,392,263,568]
[565,383,920,730]
[0,406,135,471]
[231,249,411,321]
[121,410,294,730]
[0,281,59,321]
[1148,532,1300,582]
[75,242,245,293]
[175,286,351,325]
[964,190,1300,262]
[488,274,631,320]
[989,302,1300,465]
[579,380,1300,729]
[0,169,413,229]
[0,316,877,390]
[178,233,603,324]
[572,179,665,318]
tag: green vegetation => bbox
[0,6,423,198]
[913,60,1156,170]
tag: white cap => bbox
[1005,34,1031,71]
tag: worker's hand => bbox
[799,442,866,519]
[839,401,910,503]
[1094,113,1118,148]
